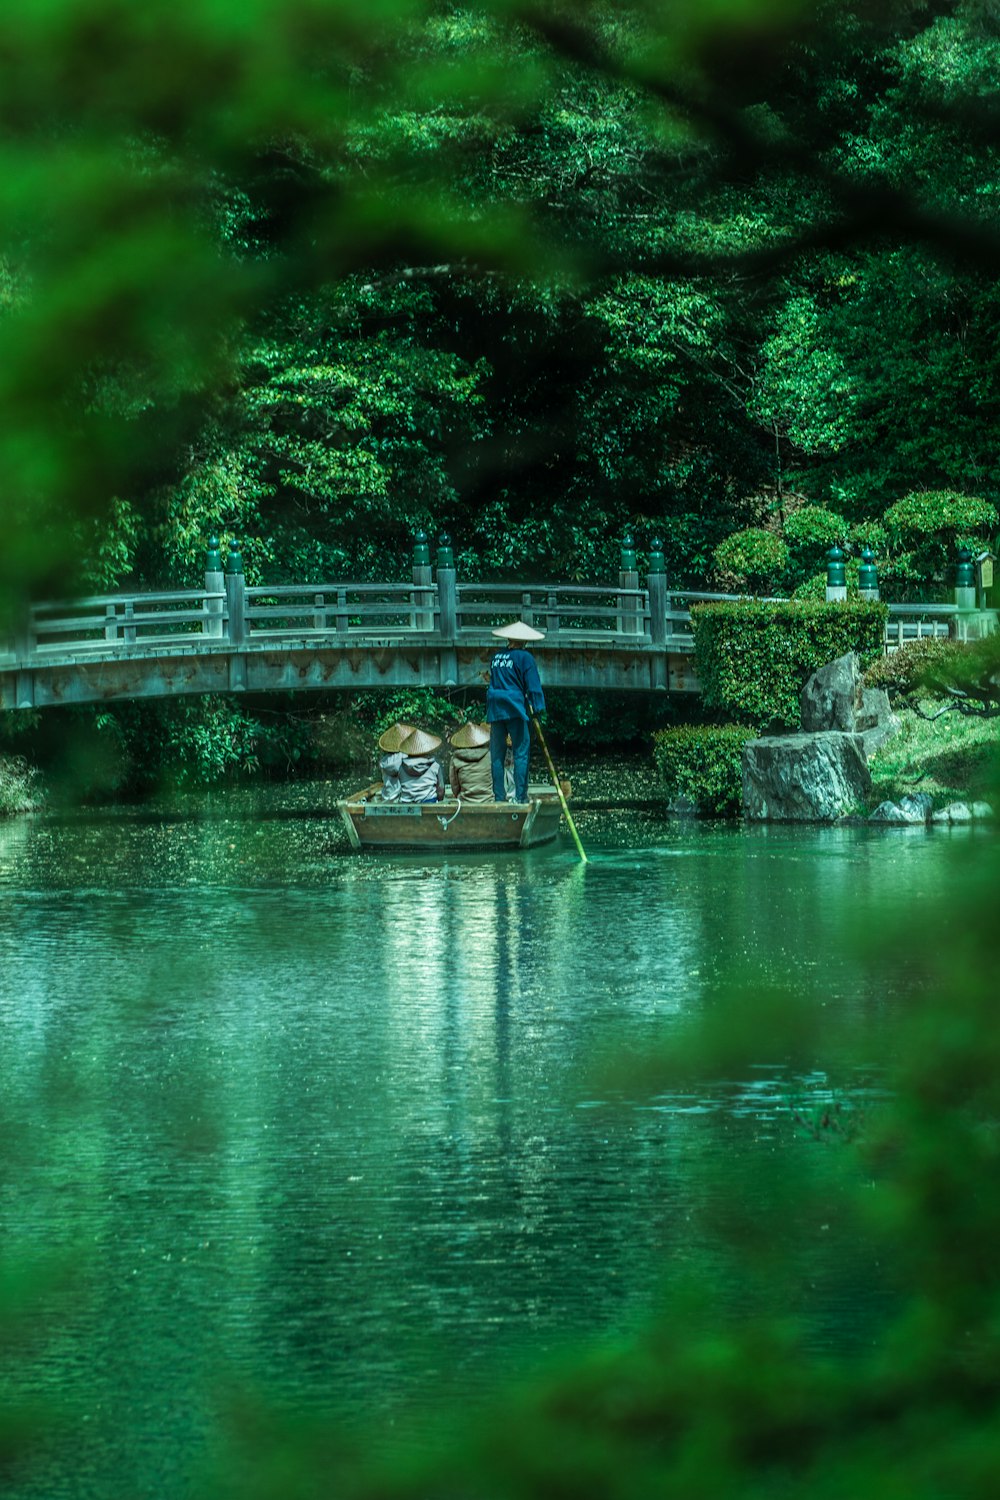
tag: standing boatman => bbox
[485,621,546,803]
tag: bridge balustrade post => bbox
[646,538,668,690]
[520,592,534,628]
[203,535,225,638]
[646,540,667,647]
[436,534,457,644]
[224,540,247,690]
[104,604,118,643]
[411,531,433,631]
[124,601,136,645]
[952,547,982,641]
[825,545,847,603]
[858,548,879,602]
[224,540,246,646]
[336,588,348,637]
[14,612,35,707]
[436,533,458,685]
[313,594,327,632]
[618,532,639,636]
[546,592,560,636]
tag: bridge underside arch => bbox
[1,642,700,710]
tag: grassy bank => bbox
[868,703,1000,807]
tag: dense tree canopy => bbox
[3,1,1000,608]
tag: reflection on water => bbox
[0,802,961,1498]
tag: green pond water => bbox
[0,790,968,1498]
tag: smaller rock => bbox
[869,794,932,825]
[971,801,995,820]
[899,793,933,823]
[933,802,972,824]
[869,801,903,823]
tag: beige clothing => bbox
[449,745,494,803]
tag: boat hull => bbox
[337,784,566,852]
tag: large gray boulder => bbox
[742,732,872,821]
[800,653,861,733]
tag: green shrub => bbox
[712,528,789,590]
[652,723,752,816]
[849,518,889,556]
[783,504,847,552]
[865,635,1000,713]
[691,598,888,728]
[883,489,997,543]
[863,637,963,695]
[782,508,849,592]
[881,490,998,598]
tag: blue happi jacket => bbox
[486,648,546,723]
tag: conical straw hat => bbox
[450,721,491,749]
[491,620,545,641]
[398,727,442,755]
[377,721,416,753]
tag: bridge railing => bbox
[885,602,960,647]
[455,583,650,640]
[243,583,434,641]
[1,589,227,665]
[2,546,992,672]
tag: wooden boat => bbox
[337,782,570,852]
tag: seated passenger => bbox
[376,721,415,802]
[448,722,494,803]
[397,728,446,804]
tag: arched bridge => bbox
[0,556,970,711]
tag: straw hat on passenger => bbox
[377,721,416,753]
[398,727,442,755]
[450,721,491,749]
[491,620,545,642]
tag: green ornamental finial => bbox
[437,532,454,569]
[620,532,636,571]
[858,547,878,592]
[826,544,846,589]
[205,535,222,572]
[226,538,244,575]
[956,546,974,588]
[646,537,665,576]
[413,531,430,567]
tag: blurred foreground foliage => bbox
[3,1,1000,1491]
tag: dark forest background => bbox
[4,1,1000,609]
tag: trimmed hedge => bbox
[691,599,888,729]
[652,724,753,817]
